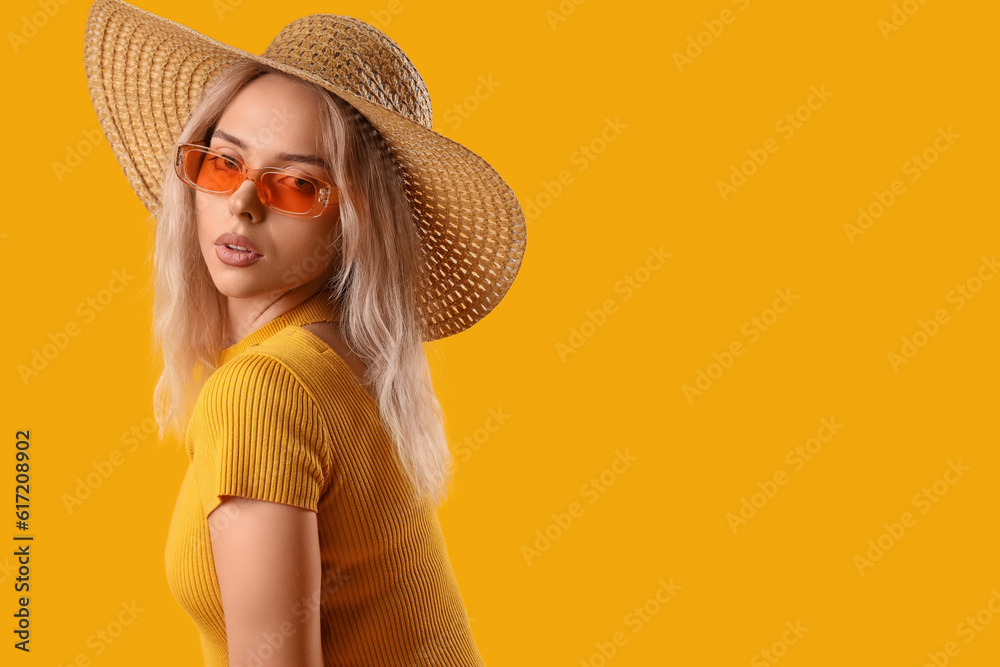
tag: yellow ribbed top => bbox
[164,291,484,666]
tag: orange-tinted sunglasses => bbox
[174,143,335,217]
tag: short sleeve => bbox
[191,353,332,519]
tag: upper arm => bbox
[191,353,333,667]
[208,496,323,667]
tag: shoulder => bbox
[211,327,327,393]
[200,340,329,432]
[195,343,334,480]
[240,324,329,367]
[210,344,308,395]
[241,324,371,400]
[203,325,376,432]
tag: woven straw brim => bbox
[83,0,525,341]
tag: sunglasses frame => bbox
[174,142,335,217]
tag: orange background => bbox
[2,0,999,665]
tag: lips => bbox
[215,233,263,256]
[213,232,263,267]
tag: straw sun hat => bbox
[83,0,526,341]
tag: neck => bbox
[221,275,336,347]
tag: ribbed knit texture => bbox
[164,291,484,666]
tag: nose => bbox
[227,178,267,223]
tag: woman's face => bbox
[195,73,341,304]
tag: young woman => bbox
[83,1,526,665]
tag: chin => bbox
[205,268,260,299]
[215,282,269,301]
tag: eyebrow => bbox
[210,128,327,169]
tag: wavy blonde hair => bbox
[149,62,452,504]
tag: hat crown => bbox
[262,15,433,130]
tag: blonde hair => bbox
[149,62,452,504]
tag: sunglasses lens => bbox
[183,148,242,193]
[177,145,324,215]
[259,172,317,215]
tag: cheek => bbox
[194,211,211,248]
[285,229,325,261]
[282,225,339,272]
[194,195,225,240]
[194,190,226,216]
